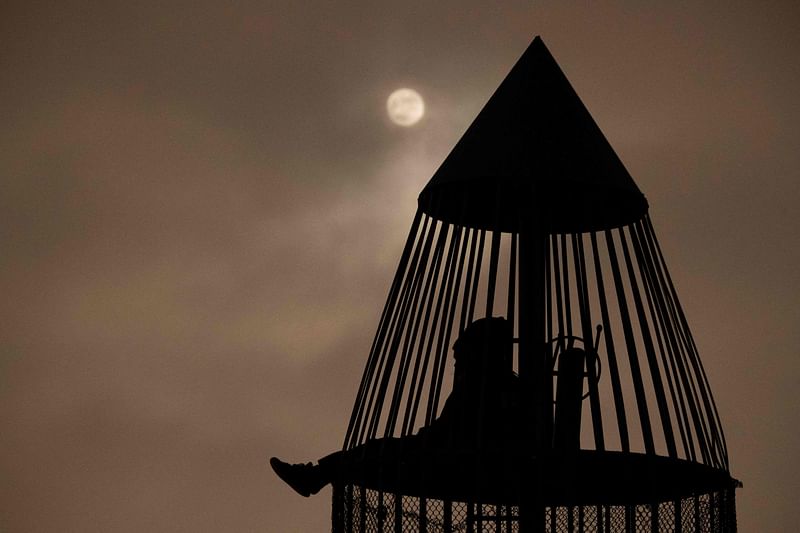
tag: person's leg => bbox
[270,444,372,498]
[271,437,412,497]
[318,437,407,481]
[270,456,331,497]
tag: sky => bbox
[1,1,798,531]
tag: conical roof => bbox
[418,36,648,234]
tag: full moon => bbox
[387,88,425,126]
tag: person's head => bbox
[452,317,513,386]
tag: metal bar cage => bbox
[343,210,726,469]
[333,208,735,532]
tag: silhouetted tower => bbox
[332,37,739,533]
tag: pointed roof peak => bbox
[419,36,647,234]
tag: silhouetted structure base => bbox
[332,484,737,533]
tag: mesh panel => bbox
[711,493,720,533]
[555,506,569,533]
[382,492,395,531]
[426,499,445,533]
[658,501,676,533]
[635,504,651,531]
[333,486,736,533]
[403,495,420,531]
[451,501,467,532]
[697,495,711,533]
[608,505,626,533]
[364,489,378,532]
[583,505,598,533]
[681,497,695,533]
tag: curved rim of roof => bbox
[419,178,648,234]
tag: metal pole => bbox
[518,212,547,533]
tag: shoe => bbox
[270,457,326,497]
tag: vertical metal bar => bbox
[419,497,427,533]
[411,226,462,431]
[543,235,554,444]
[606,228,656,455]
[401,225,451,436]
[625,504,634,533]
[545,235,553,349]
[518,225,547,533]
[597,505,604,533]
[357,486,366,533]
[361,216,433,442]
[425,225,464,425]
[568,505,574,533]
[368,216,435,440]
[466,502,475,533]
[639,219,698,462]
[459,229,479,332]
[551,236,566,348]
[647,216,722,462]
[561,234,573,340]
[430,225,469,423]
[345,211,423,448]
[643,218,712,465]
[507,233,518,327]
[331,484,342,533]
[394,494,402,533]
[679,316,725,466]
[590,231,630,452]
[650,503,659,533]
[633,220,692,459]
[578,505,585,533]
[623,224,677,458]
[385,219,441,435]
[645,222,695,461]
[377,491,385,533]
[467,229,486,324]
[486,230,501,317]
[574,233,605,450]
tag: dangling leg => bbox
[271,437,410,497]
[270,454,338,497]
[270,444,378,498]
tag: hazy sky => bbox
[1,2,798,531]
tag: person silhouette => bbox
[270,317,520,497]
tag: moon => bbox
[387,88,425,126]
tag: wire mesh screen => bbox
[333,485,737,533]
